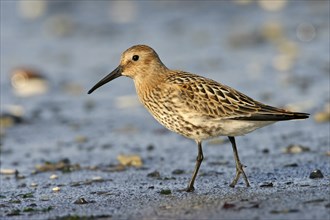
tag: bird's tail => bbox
[233,104,310,121]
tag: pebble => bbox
[262,148,270,154]
[49,174,58,179]
[309,169,324,179]
[73,197,89,204]
[30,182,38,187]
[0,112,24,129]
[284,163,298,167]
[117,154,143,168]
[0,169,17,175]
[159,189,171,195]
[52,186,61,192]
[147,171,160,178]
[11,67,48,97]
[270,209,299,214]
[146,144,155,151]
[259,182,274,187]
[222,202,236,209]
[283,144,310,154]
[314,103,330,123]
[91,176,103,181]
[172,169,185,175]
[40,195,50,201]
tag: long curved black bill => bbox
[88,66,122,94]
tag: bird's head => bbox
[88,45,167,94]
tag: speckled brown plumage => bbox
[88,44,309,192]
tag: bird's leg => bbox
[228,136,250,187]
[186,141,204,192]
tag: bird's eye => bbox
[132,55,139,61]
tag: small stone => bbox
[146,144,155,151]
[159,189,171,195]
[91,176,103,181]
[117,154,143,168]
[18,183,27,188]
[222,202,236,209]
[262,148,270,154]
[309,169,324,179]
[73,197,89,204]
[20,192,33,198]
[40,195,50,201]
[259,182,273,187]
[11,67,48,97]
[7,209,20,216]
[52,186,61,192]
[284,163,298,167]
[314,103,330,123]
[0,169,17,175]
[23,207,35,212]
[49,174,58,179]
[270,209,299,214]
[314,111,330,123]
[147,171,160,178]
[0,113,24,129]
[283,144,310,154]
[9,199,21,204]
[30,182,38,187]
[172,169,184,175]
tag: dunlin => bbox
[88,45,309,192]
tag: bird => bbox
[88,45,309,192]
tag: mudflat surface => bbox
[1,1,329,220]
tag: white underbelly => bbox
[210,119,275,137]
[180,112,276,140]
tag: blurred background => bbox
[1,0,329,168]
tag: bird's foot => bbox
[178,186,195,192]
[186,186,195,192]
[229,163,250,188]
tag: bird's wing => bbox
[166,72,309,121]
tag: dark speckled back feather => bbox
[166,71,309,121]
